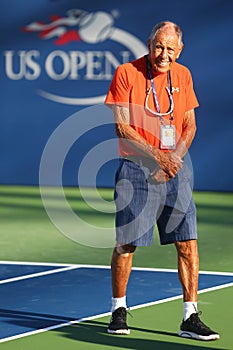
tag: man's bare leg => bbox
[175,239,199,302]
[111,244,136,298]
[108,244,136,334]
[176,239,220,340]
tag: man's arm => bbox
[113,104,182,178]
[175,109,197,159]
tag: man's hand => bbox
[154,150,183,178]
[149,168,170,183]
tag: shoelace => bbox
[190,312,211,330]
[127,308,133,318]
[112,308,126,321]
[113,307,132,322]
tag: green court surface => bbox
[0,186,232,349]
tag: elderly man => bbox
[105,21,219,341]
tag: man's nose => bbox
[161,48,168,58]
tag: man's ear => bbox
[176,44,184,59]
[148,39,152,54]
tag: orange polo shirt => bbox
[105,55,199,156]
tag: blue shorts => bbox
[114,158,197,246]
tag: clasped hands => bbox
[149,151,183,183]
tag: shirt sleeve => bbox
[185,69,199,111]
[105,64,132,107]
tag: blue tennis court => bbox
[0,262,233,343]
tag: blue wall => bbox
[1,0,232,191]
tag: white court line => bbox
[0,265,79,285]
[0,260,73,267]
[1,261,232,276]
[0,262,232,343]
[0,311,111,344]
[129,281,233,311]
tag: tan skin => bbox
[111,24,199,303]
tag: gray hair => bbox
[149,21,183,47]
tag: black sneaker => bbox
[107,307,130,335]
[178,312,220,341]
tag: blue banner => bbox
[1,0,232,191]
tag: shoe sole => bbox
[178,330,220,341]
[107,328,130,335]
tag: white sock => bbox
[183,302,198,321]
[111,296,127,313]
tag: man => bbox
[105,21,219,341]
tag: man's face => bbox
[148,28,183,74]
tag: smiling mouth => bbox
[157,60,170,67]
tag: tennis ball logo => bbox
[78,11,114,43]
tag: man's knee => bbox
[175,239,198,258]
[115,242,136,257]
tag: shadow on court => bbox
[0,308,74,332]
[57,320,224,350]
